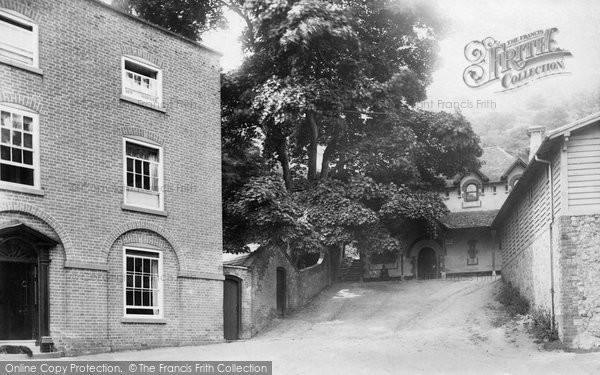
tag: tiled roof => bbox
[439,210,499,229]
[445,146,522,187]
[479,146,521,183]
[223,252,256,268]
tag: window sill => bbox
[0,182,44,196]
[120,95,166,113]
[121,203,168,217]
[0,56,43,76]
[121,317,166,324]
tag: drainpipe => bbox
[534,155,555,331]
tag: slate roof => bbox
[479,146,523,183]
[439,210,500,229]
[445,146,524,187]
[223,252,258,268]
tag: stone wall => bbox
[557,215,600,348]
[224,246,331,338]
[501,222,558,312]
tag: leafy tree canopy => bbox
[120,0,483,259]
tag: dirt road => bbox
[72,279,600,374]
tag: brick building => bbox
[494,115,600,348]
[0,0,222,355]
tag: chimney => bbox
[527,126,546,161]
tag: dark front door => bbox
[417,247,437,280]
[0,261,37,340]
[276,268,286,316]
[223,277,240,340]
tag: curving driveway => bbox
[72,279,600,374]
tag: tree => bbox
[112,0,226,39]
[236,0,445,189]
[121,0,483,257]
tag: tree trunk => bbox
[306,111,319,181]
[276,138,292,190]
[320,141,336,179]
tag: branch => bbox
[217,0,255,47]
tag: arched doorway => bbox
[276,268,286,316]
[223,276,241,340]
[0,222,57,342]
[417,247,437,280]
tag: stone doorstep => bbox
[0,340,63,359]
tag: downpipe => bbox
[534,155,556,331]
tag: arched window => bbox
[465,183,479,202]
[0,9,39,67]
[508,174,522,191]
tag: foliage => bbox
[498,281,530,317]
[223,175,322,254]
[530,308,559,342]
[120,0,482,258]
[296,176,448,254]
[112,0,225,39]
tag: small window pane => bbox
[143,176,150,190]
[12,114,22,129]
[143,161,149,176]
[135,258,142,272]
[11,148,21,163]
[135,275,141,288]
[12,131,21,146]
[127,172,134,187]
[126,158,134,172]
[126,256,133,270]
[143,259,150,273]
[1,145,9,160]
[0,111,10,127]
[126,290,133,305]
[126,275,133,288]
[22,150,32,165]
[134,290,142,306]
[143,291,150,306]
[23,117,33,132]
[1,128,9,143]
[135,173,142,188]
[135,159,142,173]
[23,133,32,148]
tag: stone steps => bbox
[0,340,62,359]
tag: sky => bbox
[202,0,600,129]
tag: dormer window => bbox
[465,183,479,202]
[122,57,163,107]
[0,9,39,67]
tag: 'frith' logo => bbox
[463,28,572,91]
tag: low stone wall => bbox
[294,254,329,307]
[558,215,600,348]
[224,246,330,338]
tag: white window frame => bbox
[123,246,164,319]
[0,9,39,68]
[0,103,40,190]
[121,56,163,107]
[122,137,164,211]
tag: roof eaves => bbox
[88,0,223,57]
[547,111,600,140]
[492,137,561,228]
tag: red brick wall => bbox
[0,0,222,355]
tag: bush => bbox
[498,281,530,316]
[531,308,559,342]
